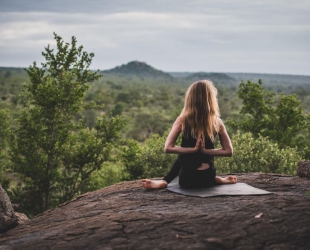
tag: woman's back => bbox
[179,133,215,171]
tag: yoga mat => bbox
[167,178,272,197]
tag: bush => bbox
[121,131,180,180]
[122,129,302,180]
[215,131,302,175]
[79,162,122,193]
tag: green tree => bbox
[273,94,306,148]
[10,33,127,216]
[57,115,126,203]
[111,102,124,116]
[228,80,309,153]
[230,80,275,137]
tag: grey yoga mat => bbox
[167,178,272,197]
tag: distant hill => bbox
[101,61,173,82]
[0,67,27,77]
[1,65,310,88]
[184,72,238,85]
[226,73,310,86]
[170,71,310,88]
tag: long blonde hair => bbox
[180,80,220,141]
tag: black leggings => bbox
[163,155,182,184]
[179,166,216,188]
[163,155,216,188]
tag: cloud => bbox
[0,0,309,74]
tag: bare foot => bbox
[215,176,237,184]
[141,179,168,189]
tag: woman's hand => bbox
[192,138,206,153]
[199,139,206,154]
[194,138,202,152]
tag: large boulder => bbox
[0,185,28,233]
[297,160,310,178]
[0,173,310,249]
[0,184,18,233]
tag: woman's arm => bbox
[200,119,233,157]
[164,117,200,154]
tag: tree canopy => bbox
[9,33,127,216]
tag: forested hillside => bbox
[1,39,310,217]
[2,63,310,133]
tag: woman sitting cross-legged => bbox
[142,80,237,189]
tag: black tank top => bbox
[179,133,215,170]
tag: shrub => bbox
[122,131,180,180]
[122,129,302,180]
[215,131,302,175]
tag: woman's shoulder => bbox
[216,117,228,133]
[174,116,183,126]
[216,117,223,124]
[171,116,183,131]
[176,115,183,122]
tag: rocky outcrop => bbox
[0,185,18,233]
[0,185,28,233]
[0,173,310,249]
[297,160,310,178]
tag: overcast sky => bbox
[0,0,309,75]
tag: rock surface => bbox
[0,185,28,234]
[297,160,310,178]
[0,185,18,233]
[0,173,310,250]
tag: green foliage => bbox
[121,131,180,180]
[121,140,144,180]
[111,102,124,116]
[0,109,10,152]
[141,133,180,178]
[56,115,127,203]
[122,129,301,181]
[215,132,302,175]
[235,80,275,137]
[0,109,10,189]
[9,33,127,216]
[0,68,27,108]
[274,94,307,148]
[227,80,310,156]
[126,112,173,141]
[79,162,122,193]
